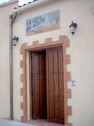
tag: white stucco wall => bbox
[0,2,18,119]
[1,0,93,125]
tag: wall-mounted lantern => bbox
[12,36,19,46]
[69,21,77,35]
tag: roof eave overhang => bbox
[12,0,50,15]
[0,0,18,7]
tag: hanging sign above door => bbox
[26,10,60,36]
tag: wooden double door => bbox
[31,47,64,124]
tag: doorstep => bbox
[27,119,64,126]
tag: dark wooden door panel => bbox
[31,47,64,124]
[32,52,46,119]
[58,48,64,120]
[47,50,54,119]
[46,47,64,124]
[32,53,40,119]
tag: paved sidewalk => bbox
[0,119,38,126]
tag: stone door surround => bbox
[20,35,72,126]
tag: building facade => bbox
[0,0,94,126]
[0,0,18,119]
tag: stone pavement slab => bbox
[0,119,38,126]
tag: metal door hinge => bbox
[31,74,33,78]
[31,55,32,60]
[32,92,33,96]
